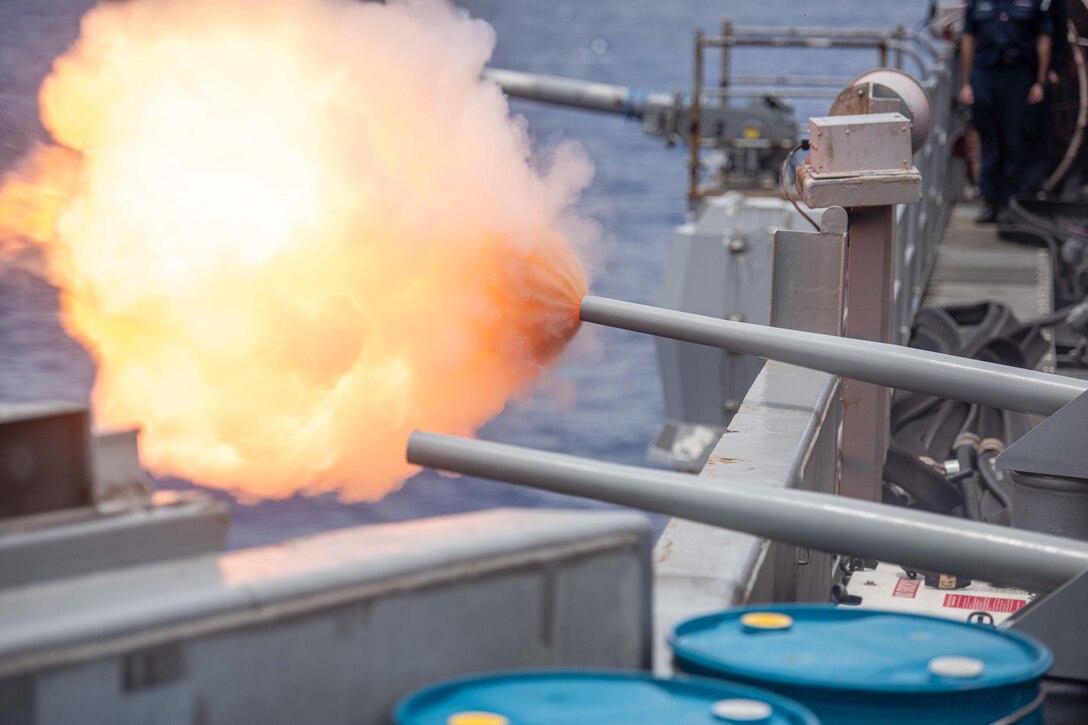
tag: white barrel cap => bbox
[928,655,985,679]
[711,698,773,722]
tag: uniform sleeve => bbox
[1052,0,1071,68]
[963,0,978,35]
[1037,0,1055,36]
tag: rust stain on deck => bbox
[655,538,674,563]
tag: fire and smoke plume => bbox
[0,0,593,500]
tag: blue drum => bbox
[669,605,1052,724]
[395,669,820,724]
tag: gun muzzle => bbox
[580,296,1087,416]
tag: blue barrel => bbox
[669,605,1052,725]
[395,669,821,724]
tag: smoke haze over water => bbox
[0,0,594,501]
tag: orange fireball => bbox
[0,0,593,500]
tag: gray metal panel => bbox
[90,429,150,505]
[651,194,820,471]
[0,507,652,691]
[770,207,846,334]
[0,493,228,590]
[1006,567,1088,681]
[764,210,846,605]
[997,391,1088,480]
[21,543,650,725]
[656,219,730,425]
[0,405,93,519]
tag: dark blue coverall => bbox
[964,0,1053,206]
[1024,0,1070,193]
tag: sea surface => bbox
[0,0,926,549]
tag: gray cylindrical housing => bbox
[1011,471,1088,542]
[580,296,1088,416]
[407,431,1088,593]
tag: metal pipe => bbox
[701,87,841,99]
[703,37,929,75]
[720,20,733,91]
[482,69,670,118]
[726,74,856,87]
[407,432,1088,592]
[579,296,1088,416]
[689,29,704,204]
[722,25,908,41]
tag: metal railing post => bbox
[720,20,733,92]
[841,206,898,500]
[796,102,926,502]
[689,29,703,204]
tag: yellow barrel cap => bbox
[740,612,794,632]
[447,712,509,725]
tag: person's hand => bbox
[1048,69,1059,86]
[958,84,974,105]
[1028,82,1044,104]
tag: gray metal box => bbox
[808,112,912,175]
[0,403,92,519]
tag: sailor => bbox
[959,0,1053,223]
[1023,0,1071,194]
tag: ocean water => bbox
[0,0,926,549]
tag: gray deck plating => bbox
[922,205,1053,326]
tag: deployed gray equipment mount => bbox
[579,296,1088,417]
[483,68,797,148]
[407,431,1088,593]
[483,68,798,186]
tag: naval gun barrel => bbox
[581,296,1088,417]
[483,68,673,119]
[407,431,1088,593]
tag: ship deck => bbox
[922,202,1052,328]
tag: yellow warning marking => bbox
[448,712,510,725]
[740,612,794,631]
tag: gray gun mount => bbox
[483,68,798,190]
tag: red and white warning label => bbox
[892,578,920,598]
[849,563,1033,624]
[942,594,1028,614]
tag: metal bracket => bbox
[797,164,923,209]
[997,390,1088,480]
[770,206,847,335]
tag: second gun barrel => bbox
[580,296,1087,416]
[408,431,1088,593]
